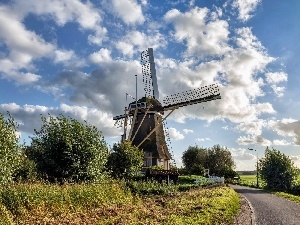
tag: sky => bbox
[0,0,300,171]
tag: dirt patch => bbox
[234,194,254,225]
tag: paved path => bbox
[230,185,300,225]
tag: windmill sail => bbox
[162,83,221,111]
[141,48,159,99]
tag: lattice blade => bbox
[162,83,221,110]
[141,48,159,99]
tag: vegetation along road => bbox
[231,185,300,225]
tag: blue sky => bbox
[0,0,299,170]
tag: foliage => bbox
[219,166,239,179]
[106,141,144,178]
[0,112,21,185]
[149,165,165,170]
[182,145,207,174]
[13,147,38,182]
[0,179,133,223]
[190,163,205,176]
[182,144,235,177]
[272,191,300,203]
[0,182,239,224]
[28,114,109,183]
[259,147,297,190]
[126,180,178,195]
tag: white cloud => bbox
[115,42,135,57]
[183,129,193,134]
[268,119,300,145]
[231,148,256,160]
[232,0,261,22]
[235,120,266,136]
[265,72,288,84]
[0,102,120,138]
[54,50,75,64]
[196,137,211,142]
[290,155,300,168]
[236,135,271,146]
[265,72,288,97]
[111,0,145,25]
[89,48,112,64]
[272,139,291,146]
[0,6,54,83]
[114,30,167,56]
[164,7,230,57]
[13,0,102,29]
[168,127,184,140]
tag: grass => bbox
[271,191,300,204]
[239,175,256,182]
[0,179,240,224]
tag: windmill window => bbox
[145,151,152,157]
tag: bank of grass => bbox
[271,191,300,204]
[0,179,239,225]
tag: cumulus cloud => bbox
[272,139,291,146]
[235,120,266,136]
[265,72,288,97]
[196,137,211,142]
[0,103,120,137]
[231,148,256,160]
[45,59,145,116]
[183,129,193,134]
[232,0,261,22]
[168,127,184,140]
[268,119,300,145]
[164,7,230,57]
[236,135,271,146]
[111,0,145,25]
[114,30,167,57]
[89,48,112,64]
[0,0,107,86]
[0,6,54,83]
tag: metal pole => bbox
[135,75,137,107]
[256,151,258,188]
[248,148,258,188]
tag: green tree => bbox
[190,164,205,176]
[259,147,297,190]
[106,141,144,178]
[0,112,21,184]
[182,145,235,176]
[28,114,109,183]
[182,145,207,175]
[206,145,235,176]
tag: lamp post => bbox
[248,148,258,188]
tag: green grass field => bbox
[239,175,257,182]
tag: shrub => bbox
[28,114,109,183]
[0,112,21,185]
[106,141,144,179]
[259,147,297,190]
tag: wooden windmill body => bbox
[113,48,221,170]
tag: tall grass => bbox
[0,179,134,224]
[0,179,239,224]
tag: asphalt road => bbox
[230,185,300,225]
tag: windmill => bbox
[113,48,221,170]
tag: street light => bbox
[248,148,259,188]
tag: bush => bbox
[0,112,21,185]
[13,149,37,182]
[260,147,297,190]
[28,114,109,183]
[106,141,144,179]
